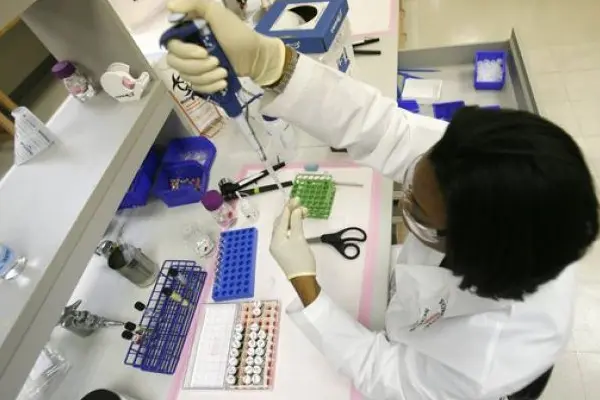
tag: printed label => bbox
[409,298,447,331]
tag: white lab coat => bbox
[261,55,576,400]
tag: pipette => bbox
[159,15,286,199]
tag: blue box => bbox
[212,228,258,302]
[433,101,466,121]
[153,137,217,208]
[398,100,420,114]
[152,166,206,208]
[474,50,507,91]
[161,136,216,178]
[119,147,161,210]
[255,0,349,54]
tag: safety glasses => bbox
[399,155,446,247]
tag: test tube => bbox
[161,287,190,307]
[168,268,187,286]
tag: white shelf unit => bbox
[0,0,175,399]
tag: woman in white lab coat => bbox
[165,1,599,399]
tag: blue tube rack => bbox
[124,259,207,374]
[212,228,258,302]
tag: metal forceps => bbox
[306,227,368,260]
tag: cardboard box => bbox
[255,0,349,54]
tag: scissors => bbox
[306,227,368,260]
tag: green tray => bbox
[290,173,336,219]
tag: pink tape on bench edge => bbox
[167,162,384,400]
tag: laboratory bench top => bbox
[34,12,400,400]
[34,16,541,400]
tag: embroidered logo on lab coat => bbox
[409,298,447,331]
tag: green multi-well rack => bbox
[290,173,336,219]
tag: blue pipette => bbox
[160,15,285,197]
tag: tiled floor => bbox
[404,0,600,398]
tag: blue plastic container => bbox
[398,100,420,113]
[474,50,507,90]
[152,166,206,208]
[119,147,161,210]
[162,136,217,177]
[433,101,466,122]
[153,137,217,208]
[212,228,258,302]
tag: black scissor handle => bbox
[339,242,361,260]
[336,227,367,242]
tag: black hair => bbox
[429,106,598,300]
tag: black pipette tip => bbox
[121,330,134,340]
[124,322,136,331]
[162,287,173,297]
[134,301,146,311]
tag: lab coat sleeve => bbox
[261,55,448,181]
[288,292,486,400]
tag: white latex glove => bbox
[270,198,316,280]
[165,0,286,92]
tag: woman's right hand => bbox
[165,0,287,93]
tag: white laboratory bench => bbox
[9,6,399,400]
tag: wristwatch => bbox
[265,46,299,94]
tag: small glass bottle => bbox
[201,190,237,229]
[0,243,26,280]
[52,61,97,102]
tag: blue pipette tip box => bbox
[212,228,258,302]
[255,0,349,54]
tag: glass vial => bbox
[0,243,26,280]
[182,223,215,257]
[52,61,97,102]
[201,190,237,229]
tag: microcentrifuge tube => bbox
[247,347,256,356]
[245,356,254,366]
[243,375,252,385]
[255,347,265,356]
[249,332,258,341]
[254,356,264,366]
[252,374,262,385]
